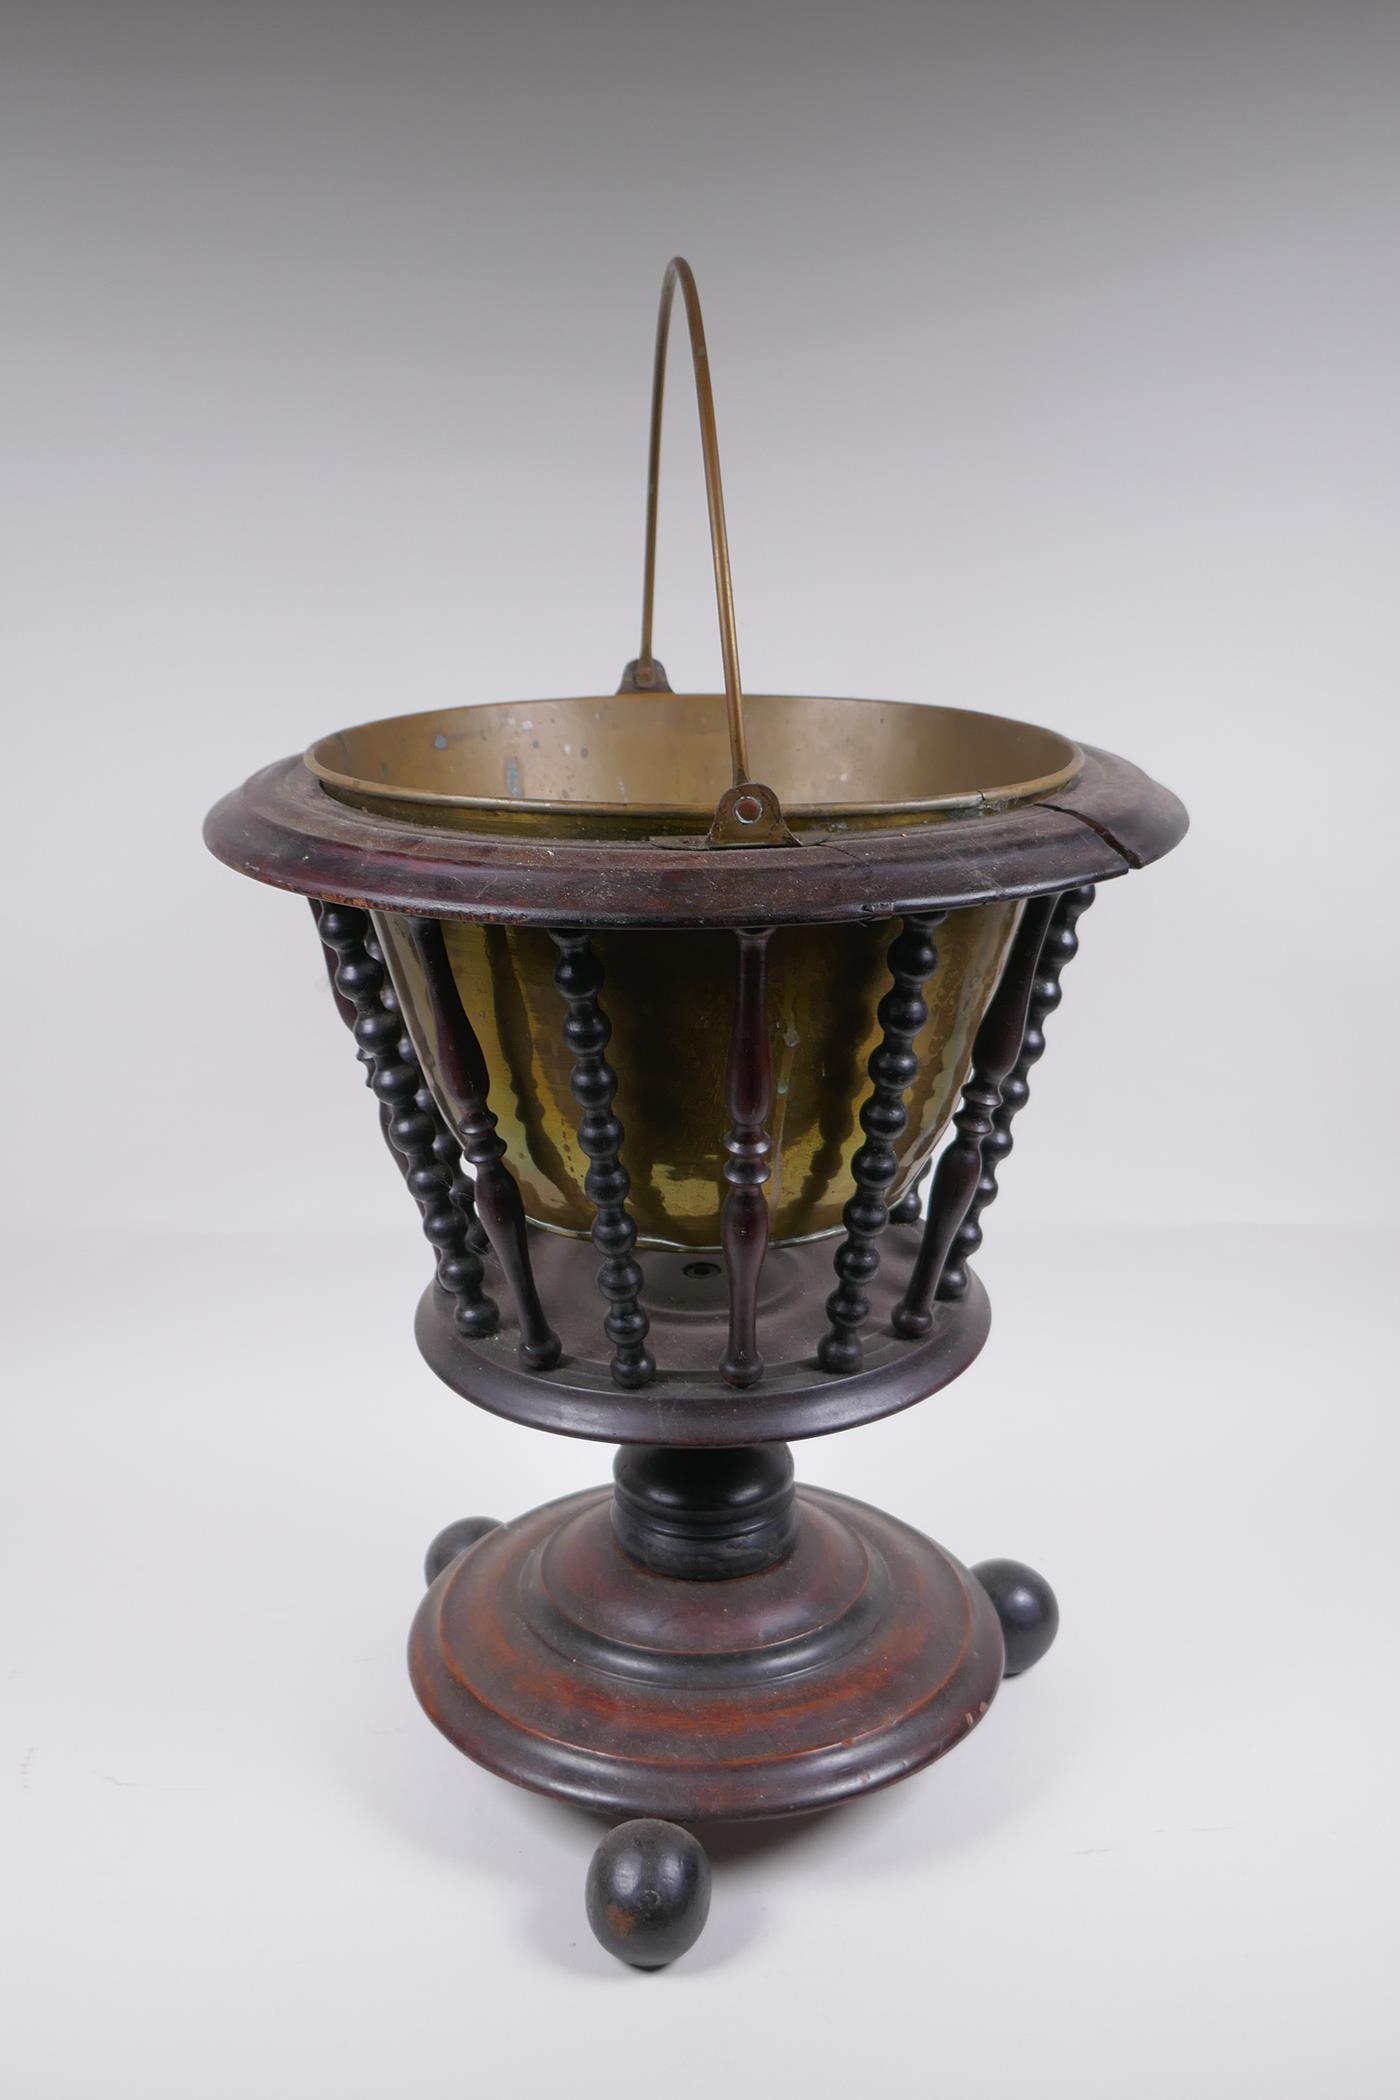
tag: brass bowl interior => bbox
[309,693,1081,836]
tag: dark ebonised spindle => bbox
[550,929,654,1390]
[889,1163,930,1226]
[310,898,362,1040]
[371,922,491,1259]
[371,917,490,1258]
[311,900,488,1253]
[719,928,774,1389]
[818,913,945,1373]
[892,895,1057,1338]
[407,917,561,1371]
[940,884,1095,1302]
[437,1118,490,1257]
[314,903,497,1337]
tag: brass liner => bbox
[310,691,1082,836]
[309,687,1078,1246]
[374,902,1021,1250]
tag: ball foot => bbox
[585,1820,711,1969]
[423,1516,501,1587]
[972,1558,1059,1676]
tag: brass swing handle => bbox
[620,257,798,849]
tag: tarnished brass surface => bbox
[296,256,1080,1250]
[376,903,1020,1249]
[310,691,1082,836]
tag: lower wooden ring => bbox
[408,1484,1005,1822]
[415,1224,991,1445]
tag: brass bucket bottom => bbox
[310,690,1077,1248]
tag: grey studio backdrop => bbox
[3,4,1397,2097]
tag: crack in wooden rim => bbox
[206,743,1186,929]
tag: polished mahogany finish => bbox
[413,1224,990,1445]
[423,1515,501,1587]
[204,742,1186,930]
[410,1481,1005,1822]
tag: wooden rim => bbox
[205,742,1186,929]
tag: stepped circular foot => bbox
[423,1516,501,1587]
[972,1558,1059,1677]
[409,1486,1004,1820]
[585,1820,711,1969]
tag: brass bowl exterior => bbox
[311,692,1081,835]
[376,903,1020,1249]
[328,689,1065,1242]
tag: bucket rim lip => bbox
[205,743,1189,928]
[304,691,1084,824]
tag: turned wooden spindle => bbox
[889,1163,930,1226]
[420,1068,490,1258]
[893,895,1057,1338]
[719,928,775,1389]
[371,921,490,1257]
[312,901,489,1257]
[939,884,1095,1301]
[407,917,561,1372]
[818,913,945,1373]
[550,930,654,1390]
[310,898,362,1038]
[313,903,497,1337]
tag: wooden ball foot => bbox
[423,1516,501,1587]
[585,1820,712,1969]
[972,1558,1059,1676]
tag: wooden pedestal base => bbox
[408,1479,1005,1824]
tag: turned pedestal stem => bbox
[611,1444,797,1580]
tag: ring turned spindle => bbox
[549,928,655,1390]
[719,928,775,1389]
[204,256,1186,1964]
[819,912,945,1374]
